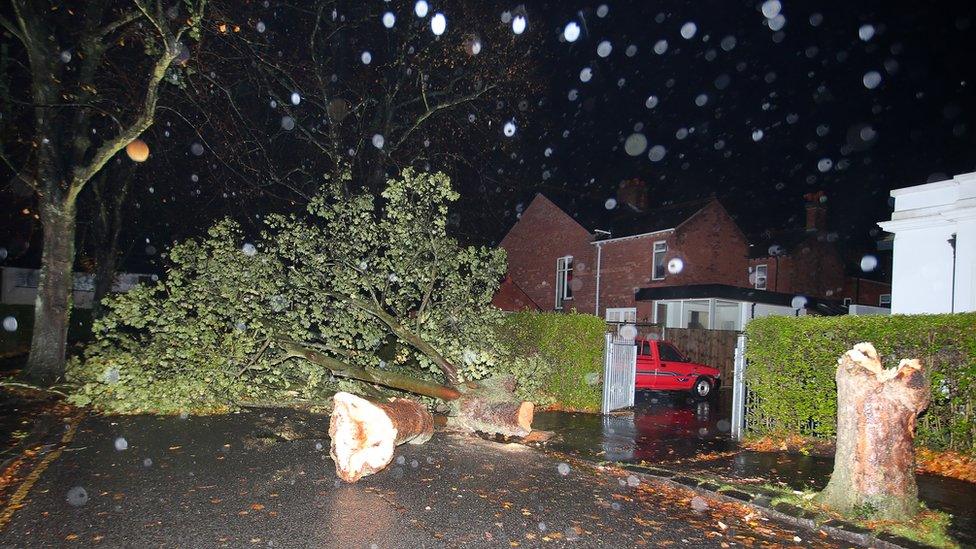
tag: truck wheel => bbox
[692,377,713,399]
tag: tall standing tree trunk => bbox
[26,200,77,384]
[819,343,930,521]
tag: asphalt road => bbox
[0,410,842,548]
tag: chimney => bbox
[617,178,648,211]
[804,191,827,232]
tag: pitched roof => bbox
[537,190,719,240]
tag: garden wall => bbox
[744,313,976,454]
[497,311,605,411]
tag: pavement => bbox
[534,390,976,548]
[0,409,843,548]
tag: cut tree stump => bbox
[818,342,930,521]
[329,392,434,483]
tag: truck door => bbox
[635,339,656,389]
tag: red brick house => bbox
[497,187,890,329]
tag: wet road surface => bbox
[535,389,976,547]
[0,410,843,548]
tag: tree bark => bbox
[279,341,461,401]
[818,343,930,521]
[329,392,433,482]
[26,202,77,384]
[449,376,535,437]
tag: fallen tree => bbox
[818,343,930,521]
[69,170,536,480]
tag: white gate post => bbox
[730,334,747,440]
[601,332,613,414]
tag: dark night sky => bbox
[2,0,976,275]
[506,0,976,247]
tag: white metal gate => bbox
[730,334,747,440]
[601,333,636,414]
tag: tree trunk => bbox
[329,392,434,482]
[26,201,77,384]
[448,376,535,437]
[90,164,134,318]
[819,343,930,521]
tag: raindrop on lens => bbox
[512,15,526,35]
[863,71,882,89]
[430,13,446,36]
[114,437,128,451]
[653,39,668,55]
[256,21,266,33]
[858,24,875,41]
[66,487,88,507]
[242,243,257,256]
[647,145,666,162]
[190,142,205,156]
[597,41,612,57]
[563,22,581,42]
[791,296,808,309]
[624,133,648,156]
[817,158,833,172]
[2,316,17,332]
[414,0,428,18]
[596,5,608,18]
[372,134,385,149]
[503,120,516,137]
[557,462,570,476]
[604,198,617,210]
[645,95,659,109]
[290,92,300,105]
[579,67,592,82]
[860,255,878,272]
[280,116,295,131]
[361,51,372,65]
[667,258,684,274]
[752,129,764,142]
[680,22,697,39]
[382,12,395,28]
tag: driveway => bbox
[533,389,735,463]
[0,409,841,548]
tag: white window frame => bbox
[879,294,891,307]
[754,264,768,290]
[652,241,668,280]
[605,307,637,324]
[555,256,574,309]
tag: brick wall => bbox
[499,195,596,313]
[749,235,847,299]
[499,197,753,320]
[842,277,892,307]
[592,200,751,320]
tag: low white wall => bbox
[848,304,890,316]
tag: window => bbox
[652,241,668,280]
[754,264,768,290]
[639,341,651,356]
[879,294,891,307]
[843,297,853,306]
[658,342,685,362]
[605,307,637,323]
[555,256,573,309]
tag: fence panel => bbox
[663,327,740,381]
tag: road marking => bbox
[0,413,84,531]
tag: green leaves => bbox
[745,313,976,454]
[69,170,508,414]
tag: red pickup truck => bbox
[635,338,721,398]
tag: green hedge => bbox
[497,311,605,411]
[745,313,976,454]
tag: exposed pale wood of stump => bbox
[818,343,930,521]
[329,392,434,483]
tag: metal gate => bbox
[730,333,747,440]
[602,333,636,414]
